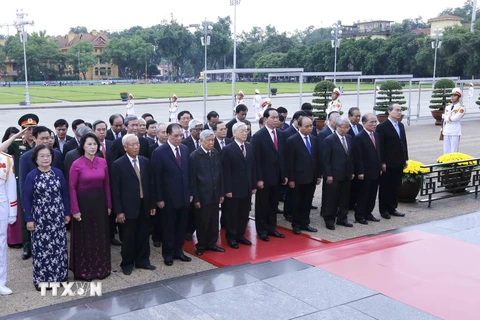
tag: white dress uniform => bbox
[125,99,135,116]
[442,102,465,154]
[468,86,474,108]
[252,94,263,120]
[0,152,17,295]
[326,98,342,115]
[169,101,179,123]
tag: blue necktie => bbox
[305,136,312,155]
[394,122,401,137]
[352,125,358,135]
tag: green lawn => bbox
[0,82,377,104]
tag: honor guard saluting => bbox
[442,88,465,154]
[8,114,38,260]
[169,94,179,123]
[252,89,262,120]
[256,98,272,121]
[326,88,342,115]
[236,90,245,108]
[467,83,474,108]
[0,151,18,295]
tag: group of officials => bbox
[0,96,411,295]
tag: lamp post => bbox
[200,21,213,122]
[14,9,34,106]
[230,0,241,116]
[330,23,342,86]
[431,27,443,86]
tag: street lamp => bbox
[330,23,342,85]
[199,21,213,122]
[230,0,241,115]
[13,9,34,106]
[431,27,443,85]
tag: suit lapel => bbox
[167,145,181,169]
[233,142,246,160]
[264,127,278,154]
[123,155,138,180]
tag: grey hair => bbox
[189,119,203,130]
[200,129,214,140]
[138,118,146,125]
[335,116,350,128]
[361,113,377,124]
[232,122,247,135]
[122,133,138,146]
[124,115,138,126]
[155,123,166,133]
[76,125,92,138]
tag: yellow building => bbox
[342,20,393,40]
[428,15,463,36]
[58,30,118,80]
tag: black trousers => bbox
[185,203,196,236]
[109,212,118,239]
[195,202,220,250]
[283,187,296,218]
[151,206,163,243]
[379,166,403,214]
[119,204,151,268]
[292,182,316,229]
[321,179,350,224]
[161,206,188,260]
[349,177,359,210]
[255,184,280,236]
[355,178,379,221]
[224,197,251,241]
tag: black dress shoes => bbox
[336,221,354,228]
[293,228,301,235]
[195,249,204,256]
[121,266,133,275]
[301,225,318,232]
[391,211,405,217]
[228,241,239,249]
[110,238,122,246]
[311,205,318,210]
[268,230,285,238]
[153,241,162,248]
[21,251,31,260]
[365,215,381,222]
[164,259,173,266]
[237,238,252,246]
[138,264,156,270]
[208,245,225,252]
[284,215,292,222]
[355,219,368,225]
[380,212,391,219]
[326,222,336,230]
[174,254,192,262]
[258,235,270,242]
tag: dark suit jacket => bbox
[18,149,63,193]
[376,119,408,168]
[251,127,286,186]
[222,141,256,199]
[145,136,156,146]
[352,130,382,179]
[287,133,319,185]
[283,125,298,139]
[109,136,149,163]
[148,142,163,159]
[62,138,79,158]
[106,128,127,141]
[190,148,223,205]
[111,155,155,219]
[281,123,290,130]
[204,123,214,131]
[151,143,193,209]
[53,135,73,151]
[101,139,113,168]
[213,137,232,153]
[225,118,237,138]
[317,126,335,175]
[181,135,200,155]
[347,123,364,138]
[290,119,317,136]
[322,134,354,181]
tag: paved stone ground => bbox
[1,98,479,317]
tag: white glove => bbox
[8,216,16,225]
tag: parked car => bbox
[42,81,58,86]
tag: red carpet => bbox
[294,230,480,320]
[183,219,330,267]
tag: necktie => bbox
[132,159,144,198]
[304,136,312,155]
[240,144,246,157]
[207,151,211,157]
[196,140,199,149]
[370,132,376,148]
[221,140,225,149]
[272,130,278,150]
[352,125,358,135]
[341,136,348,153]
[185,130,189,138]
[394,122,401,137]
[175,147,182,167]
[101,142,106,159]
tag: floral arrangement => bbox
[402,160,429,183]
[437,152,475,166]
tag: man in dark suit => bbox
[252,108,288,241]
[144,119,157,145]
[190,130,224,255]
[204,111,219,131]
[277,107,290,130]
[226,104,248,138]
[181,119,203,155]
[287,117,321,235]
[177,111,193,139]
[322,117,355,230]
[109,115,150,162]
[148,123,167,159]
[52,119,73,153]
[62,119,85,158]
[290,103,318,136]
[376,104,408,219]
[347,107,363,211]
[352,113,382,224]
[111,134,156,275]
[222,122,256,249]
[213,121,232,153]
[151,124,193,266]
[106,114,127,141]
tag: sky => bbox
[0,0,470,37]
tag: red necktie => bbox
[241,144,246,157]
[272,130,278,150]
[370,132,376,148]
[101,142,106,159]
[175,147,181,167]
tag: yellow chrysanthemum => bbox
[403,160,429,175]
[437,152,475,166]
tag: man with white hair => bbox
[190,130,224,255]
[182,119,204,155]
[109,115,150,162]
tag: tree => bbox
[69,26,88,34]
[0,45,6,74]
[311,80,336,120]
[66,41,97,80]
[374,80,407,115]
[429,78,456,111]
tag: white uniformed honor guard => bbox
[442,88,466,154]
[252,89,262,120]
[326,88,342,115]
